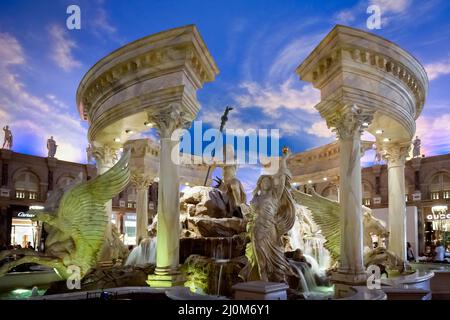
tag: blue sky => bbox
[1,0,450,193]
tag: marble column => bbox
[383,143,410,261]
[93,145,119,221]
[131,173,152,244]
[328,107,373,293]
[147,104,191,287]
[92,144,119,262]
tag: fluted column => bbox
[383,143,410,261]
[328,106,373,291]
[93,145,119,221]
[92,144,119,262]
[147,104,191,287]
[131,173,152,244]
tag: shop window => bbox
[431,192,440,200]
[444,191,450,199]
[29,192,37,200]
[16,191,25,199]
[127,202,133,208]
[363,198,371,206]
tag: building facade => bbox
[0,149,96,249]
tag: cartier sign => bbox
[14,211,35,219]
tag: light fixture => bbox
[362,122,369,127]
[383,138,390,142]
[185,182,190,186]
[308,180,312,184]
[375,129,383,135]
[323,177,328,181]
[125,129,134,134]
[144,122,153,127]
[114,137,121,142]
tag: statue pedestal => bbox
[232,281,288,300]
[331,270,368,298]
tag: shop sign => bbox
[14,211,35,219]
[428,206,449,220]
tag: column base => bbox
[147,266,185,288]
[331,269,368,298]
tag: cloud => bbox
[335,9,357,24]
[425,57,450,80]
[234,77,320,117]
[46,94,69,109]
[49,25,81,72]
[0,32,87,163]
[93,6,117,35]
[416,114,450,156]
[369,0,412,13]
[333,0,412,26]
[305,121,334,138]
[268,33,324,79]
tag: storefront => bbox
[10,206,37,248]
[424,205,450,250]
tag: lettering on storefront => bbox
[427,213,450,221]
[15,211,35,219]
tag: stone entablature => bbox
[76,25,219,146]
[296,25,428,143]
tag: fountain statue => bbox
[292,189,405,271]
[0,151,131,279]
[239,147,296,283]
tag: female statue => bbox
[240,148,296,283]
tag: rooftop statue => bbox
[292,189,404,271]
[240,148,296,283]
[413,136,421,158]
[2,125,12,150]
[47,136,57,158]
[0,151,131,279]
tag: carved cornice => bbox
[147,103,192,139]
[327,105,374,140]
[77,26,219,122]
[307,46,426,114]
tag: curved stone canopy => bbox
[296,25,428,145]
[76,25,219,146]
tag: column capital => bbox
[92,144,120,171]
[327,105,373,140]
[147,103,192,139]
[382,143,410,167]
[131,172,153,190]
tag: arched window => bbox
[13,170,39,200]
[430,172,450,200]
